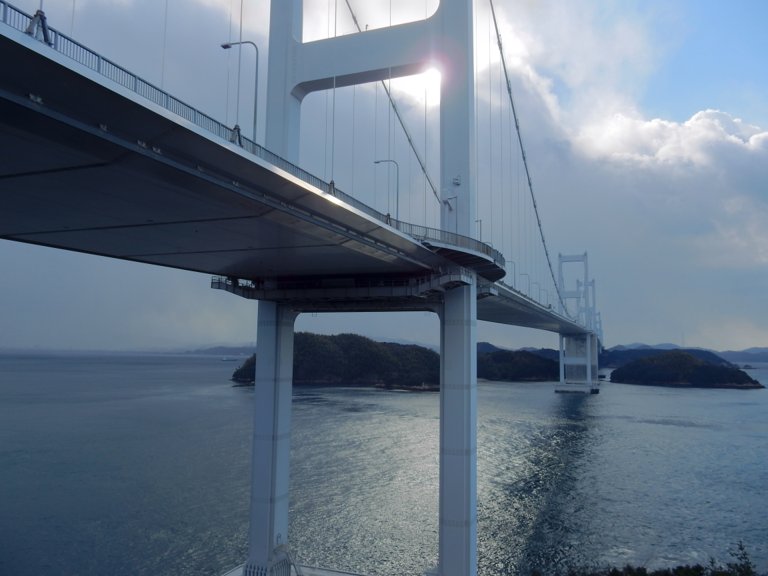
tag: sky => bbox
[1,0,767,352]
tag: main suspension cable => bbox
[488,0,570,315]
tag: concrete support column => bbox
[439,280,478,576]
[559,334,566,384]
[245,300,297,576]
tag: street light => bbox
[221,40,259,142]
[374,159,400,221]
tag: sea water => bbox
[1,354,766,575]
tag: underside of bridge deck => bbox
[0,30,450,283]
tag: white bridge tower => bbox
[557,253,602,394]
[247,2,479,575]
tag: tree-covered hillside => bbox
[600,346,732,368]
[232,332,440,389]
[610,350,762,389]
[232,333,560,388]
[478,349,559,382]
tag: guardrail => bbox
[1,1,505,272]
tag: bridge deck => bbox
[0,8,588,336]
[0,26,450,281]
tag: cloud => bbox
[695,197,768,267]
[573,109,767,166]
[564,109,768,271]
[472,1,768,348]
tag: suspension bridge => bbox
[0,1,602,575]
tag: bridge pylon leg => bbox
[439,280,478,576]
[557,333,600,394]
[245,301,297,576]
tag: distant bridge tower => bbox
[557,253,601,393]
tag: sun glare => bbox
[390,67,442,108]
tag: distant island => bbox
[231,332,559,389]
[232,332,440,389]
[229,335,763,391]
[610,350,763,389]
[599,346,732,368]
[477,348,559,381]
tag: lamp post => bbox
[374,159,400,221]
[221,40,259,142]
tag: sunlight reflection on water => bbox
[1,358,766,576]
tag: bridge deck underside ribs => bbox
[0,32,445,281]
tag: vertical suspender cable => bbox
[488,10,494,244]
[375,80,379,209]
[323,0,331,179]
[69,0,76,35]
[424,0,429,225]
[331,76,336,181]
[235,0,243,128]
[388,68,392,214]
[472,13,479,235]
[160,0,169,88]
[224,0,233,125]
[500,42,508,273]
[343,0,441,207]
[331,0,337,181]
[424,55,428,224]
[387,0,393,215]
[351,83,356,192]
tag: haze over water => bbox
[1,354,765,575]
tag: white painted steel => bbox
[265,0,477,238]
[557,254,601,392]
[439,281,478,576]
[246,302,297,575]
[436,0,476,240]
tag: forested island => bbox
[599,346,732,368]
[610,350,763,389]
[231,332,559,389]
[230,334,763,391]
[232,332,440,389]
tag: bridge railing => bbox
[1,1,505,272]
